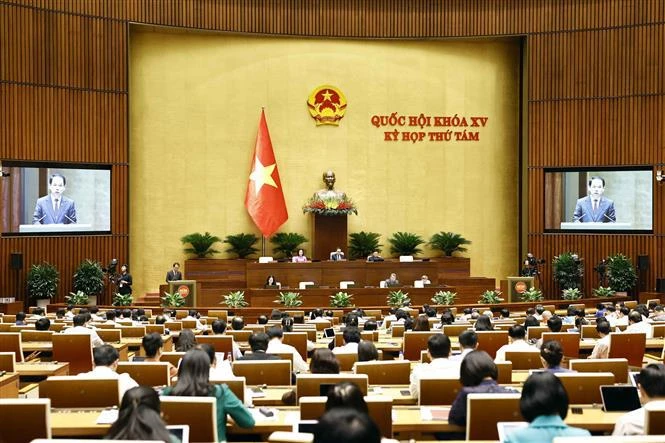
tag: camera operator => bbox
[594,258,607,286]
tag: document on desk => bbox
[96,408,119,424]
[420,406,450,421]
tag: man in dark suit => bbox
[573,175,616,223]
[165,262,182,282]
[32,173,77,224]
[238,332,279,360]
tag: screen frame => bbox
[1,160,113,237]
[543,165,654,234]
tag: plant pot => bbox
[88,295,97,306]
[35,299,50,308]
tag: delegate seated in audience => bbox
[55,308,66,320]
[499,308,511,319]
[314,408,381,443]
[175,329,197,352]
[325,381,369,412]
[104,310,120,326]
[613,364,665,436]
[448,351,517,427]
[435,311,455,329]
[197,343,234,380]
[15,311,27,325]
[155,315,170,334]
[473,314,493,331]
[523,315,541,342]
[283,348,340,405]
[89,306,103,322]
[64,304,75,320]
[363,320,378,331]
[610,306,630,327]
[333,327,361,354]
[536,315,563,349]
[357,340,379,363]
[29,307,45,319]
[504,372,590,443]
[625,310,653,338]
[238,332,279,360]
[80,344,139,398]
[540,340,573,373]
[162,349,255,442]
[495,325,533,362]
[571,316,588,333]
[589,319,611,359]
[563,306,577,324]
[257,315,268,325]
[651,305,665,322]
[540,310,553,325]
[451,330,478,361]
[64,313,104,347]
[135,332,178,378]
[210,319,242,359]
[34,317,51,331]
[309,308,330,323]
[266,326,308,372]
[231,316,245,330]
[106,386,178,442]
[413,314,430,331]
[184,309,206,330]
[410,334,461,399]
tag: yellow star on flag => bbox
[249,156,277,195]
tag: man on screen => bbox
[32,173,77,224]
[573,175,616,223]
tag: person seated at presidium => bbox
[366,251,384,262]
[330,247,345,261]
[32,173,77,224]
[165,262,182,283]
[573,175,616,223]
[384,272,400,287]
[292,248,308,263]
[265,274,280,288]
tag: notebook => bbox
[167,425,190,443]
[600,385,642,412]
[497,421,529,442]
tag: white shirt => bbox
[625,321,653,338]
[613,400,665,436]
[63,325,104,348]
[450,348,474,362]
[610,315,629,327]
[79,366,138,399]
[590,334,611,359]
[332,342,359,354]
[409,358,461,399]
[267,338,309,373]
[494,339,534,362]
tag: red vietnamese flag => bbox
[245,110,288,237]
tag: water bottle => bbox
[398,350,404,360]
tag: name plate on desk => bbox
[19,223,93,233]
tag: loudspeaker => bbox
[657,279,665,293]
[638,255,649,271]
[10,253,23,270]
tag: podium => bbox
[311,214,347,261]
[168,280,197,307]
[501,276,535,302]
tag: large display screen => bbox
[0,162,111,235]
[544,167,652,233]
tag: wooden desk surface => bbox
[15,361,69,377]
[0,372,19,398]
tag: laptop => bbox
[600,385,642,412]
[629,371,640,388]
[167,425,190,443]
[496,421,528,442]
[323,327,335,338]
[292,420,318,433]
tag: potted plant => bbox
[180,232,221,258]
[386,290,411,308]
[431,290,457,306]
[520,287,543,302]
[221,290,249,309]
[72,259,104,305]
[27,262,59,307]
[348,231,382,259]
[161,291,186,307]
[388,231,425,257]
[428,231,471,256]
[562,288,582,300]
[593,286,616,298]
[112,292,133,306]
[274,291,303,307]
[330,291,354,308]
[606,254,637,295]
[270,233,308,258]
[223,233,259,259]
[65,290,89,305]
[478,289,504,304]
[552,252,583,291]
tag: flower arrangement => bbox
[302,195,358,216]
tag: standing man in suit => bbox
[32,173,77,224]
[573,175,616,223]
[165,262,182,283]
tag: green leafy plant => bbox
[73,259,104,296]
[552,252,583,290]
[348,231,382,259]
[65,290,89,305]
[478,289,504,304]
[223,233,259,259]
[386,290,411,308]
[388,231,425,257]
[221,290,249,308]
[180,232,221,258]
[274,291,303,307]
[161,291,186,307]
[520,286,543,302]
[561,287,582,300]
[593,286,616,298]
[606,254,638,292]
[428,232,471,256]
[330,291,354,308]
[112,292,133,306]
[26,262,60,300]
[270,232,308,258]
[431,290,457,306]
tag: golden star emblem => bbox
[249,156,278,195]
[321,90,333,101]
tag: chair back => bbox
[160,351,185,368]
[299,395,393,438]
[232,360,292,385]
[609,333,647,367]
[52,334,93,374]
[418,377,462,405]
[49,323,67,332]
[197,335,234,356]
[391,324,405,337]
[117,362,171,387]
[541,332,580,359]
[505,351,543,370]
[0,351,16,372]
[526,326,549,341]
[442,324,472,337]
[209,377,246,403]
[161,396,217,443]
[652,324,665,338]
[119,326,146,338]
[476,330,509,359]
[581,324,600,339]
[402,331,438,361]
[355,360,411,384]
[360,330,379,341]
[335,352,358,371]
[227,330,252,342]
[175,310,188,319]
[364,309,382,318]
[145,324,165,335]
[645,401,665,435]
[466,393,522,440]
[568,358,629,383]
[208,310,228,321]
[0,332,24,363]
[555,372,615,404]
[296,374,368,400]
[0,398,51,441]
[495,361,513,384]
[40,376,120,407]
[96,329,121,343]
[283,332,308,360]
[165,321,182,331]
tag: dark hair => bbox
[258,315,268,325]
[540,340,564,368]
[574,317,588,328]
[175,329,197,352]
[440,311,455,325]
[596,319,611,335]
[72,314,87,327]
[172,349,213,396]
[188,309,199,318]
[639,364,665,398]
[267,326,283,340]
[363,320,378,331]
[49,173,66,185]
[141,333,164,358]
[106,386,171,441]
[474,315,493,331]
[345,313,359,328]
[310,349,340,374]
[520,372,569,422]
[56,308,66,318]
[313,408,380,443]
[500,308,510,318]
[343,327,361,344]
[628,311,642,323]
[196,343,216,366]
[566,306,577,316]
[32,307,45,316]
[231,316,245,330]
[547,315,562,332]
[588,175,605,187]
[414,314,430,331]
[458,330,478,349]
[249,332,270,352]
[155,315,167,325]
[523,315,540,329]
[508,325,526,340]
[395,309,409,321]
[404,317,415,331]
[460,351,497,386]
[270,309,283,320]
[535,305,545,315]
[35,317,51,331]
[325,382,368,413]
[281,316,294,332]
[428,333,451,358]
[620,306,630,316]
[358,341,379,362]
[106,310,116,321]
[172,262,180,267]
[525,307,536,316]
[93,344,120,366]
[265,275,276,285]
[211,319,227,334]
[425,307,437,318]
